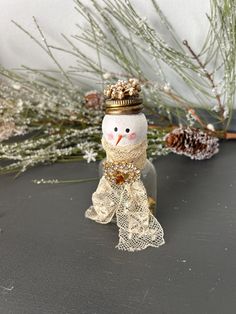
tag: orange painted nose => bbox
[115,134,123,145]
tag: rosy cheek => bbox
[128,132,136,140]
[107,132,114,140]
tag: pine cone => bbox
[84,90,103,110]
[165,127,219,160]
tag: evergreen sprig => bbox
[0,0,235,175]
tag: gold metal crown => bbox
[104,78,143,115]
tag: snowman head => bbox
[102,113,148,146]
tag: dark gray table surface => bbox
[0,141,235,314]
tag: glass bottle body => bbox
[98,158,157,216]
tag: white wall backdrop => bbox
[0,0,210,70]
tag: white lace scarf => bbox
[85,137,165,251]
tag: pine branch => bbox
[0,0,236,176]
[183,40,225,120]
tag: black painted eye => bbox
[125,128,130,133]
[114,127,118,132]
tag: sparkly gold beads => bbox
[103,161,140,185]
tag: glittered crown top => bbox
[104,78,143,115]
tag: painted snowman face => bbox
[102,113,148,146]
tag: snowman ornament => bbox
[85,79,165,251]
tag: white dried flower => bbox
[103,72,112,80]
[12,83,21,90]
[117,91,124,99]
[128,87,135,96]
[163,82,171,92]
[212,87,220,96]
[104,78,141,99]
[207,124,215,131]
[223,106,229,119]
[69,115,77,121]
